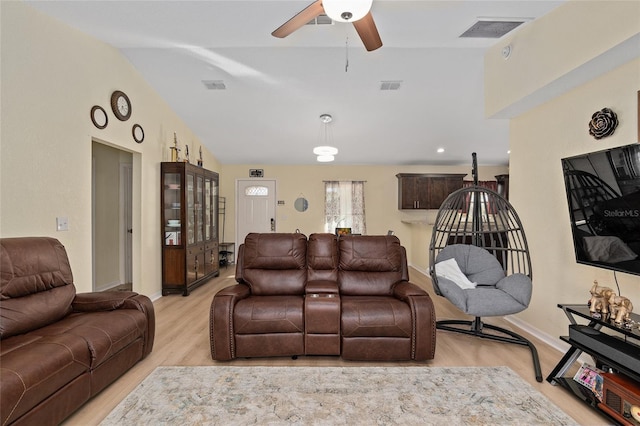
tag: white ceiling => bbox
[26,0,566,166]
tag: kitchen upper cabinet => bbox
[396,173,466,210]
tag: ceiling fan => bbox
[272,0,383,52]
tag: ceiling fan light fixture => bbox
[313,146,338,156]
[323,0,373,23]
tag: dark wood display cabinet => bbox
[396,173,466,209]
[495,174,509,200]
[547,304,640,425]
[161,162,219,296]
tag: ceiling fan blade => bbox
[272,0,324,38]
[353,12,383,51]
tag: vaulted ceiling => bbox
[26,1,566,165]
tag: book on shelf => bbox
[573,363,604,401]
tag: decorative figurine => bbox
[171,132,181,162]
[184,144,190,163]
[608,294,634,325]
[588,281,614,315]
[198,146,203,167]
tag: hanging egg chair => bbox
[428,153,541,382]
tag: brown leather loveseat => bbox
[210,233,435,361]
[0,237,155,426]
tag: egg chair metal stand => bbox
[429,153,542,382]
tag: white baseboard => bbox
[504,316,568,354]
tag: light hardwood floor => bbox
[64,267,610,425]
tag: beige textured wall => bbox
[485,0,640,118]
[0,2,220,295]
[220,164,507,272]
[485,0,640,341]
[510,60,640,341]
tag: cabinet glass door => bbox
[204,178,212,241]
[163,172,181,246]
[196,175,204,243]
[187,173,195,245]
[212,177,218,241]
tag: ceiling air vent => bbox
[306,14,333,26]
[460,19,526,38]
[380,81,402,91]
[202,80,226,90]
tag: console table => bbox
[547,304,640,423]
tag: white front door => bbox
[235,179,277,247]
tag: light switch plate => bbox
[56,216,68,231]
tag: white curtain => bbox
[324,181,366,234]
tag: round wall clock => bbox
[90,105,108,129]
[132,124,144,143]
[110,90,132,121]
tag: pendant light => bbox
[314,114,338,162]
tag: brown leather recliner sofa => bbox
[210,233,436,361]
[0,237,155,426]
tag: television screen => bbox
[561,143,640,276]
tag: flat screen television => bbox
[561,143,640,276]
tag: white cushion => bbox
[435,258,477,290]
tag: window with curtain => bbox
[324,181,366,234]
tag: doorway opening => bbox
[92,141,133,292]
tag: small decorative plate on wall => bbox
[90,105,108,129]
[588,107,618,140]
[132,123,144,143]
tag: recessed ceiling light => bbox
[317,155,335,162]
[437,148,445,153]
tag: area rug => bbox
[100,366,577,425]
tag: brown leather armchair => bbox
[210,233,436,362]
[338,234,435,361]
[210,233,308,360]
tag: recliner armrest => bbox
[72,291,155,358]
[392,281,428,300]
[392,280,436,360]
[305,280,339,295]
[210,284,251,361]
[235,244,245,283]
[72,291,140,312]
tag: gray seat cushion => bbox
[435,245,532,316]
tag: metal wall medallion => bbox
[589,107,618,140]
